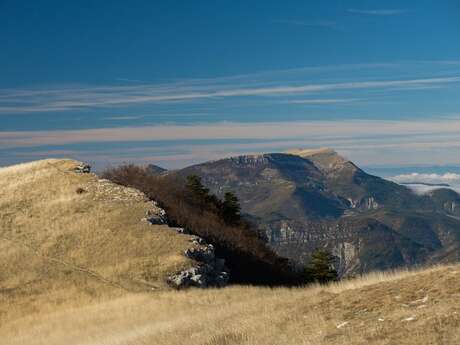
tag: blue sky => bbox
[1,0,460,172]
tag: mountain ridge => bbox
[169,148,460,276]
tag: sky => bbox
[2,0,460,180]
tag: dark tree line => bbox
[185,175,241,226]
[103,165,338,286]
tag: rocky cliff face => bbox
[172,149,460,276]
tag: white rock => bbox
[336,321,349,329]
[402,316,416,322]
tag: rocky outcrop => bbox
[167,236,229,288]
[73,164,91,173]
[141,201,168,225]
[167,259,229,288]
[141,202,229,288]
[347,197,379,210]
[168,236,230,289]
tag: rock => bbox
[185,245,215,263]
[147,203,229,289]
[402,316,416,322]
[190,235,206,245]
[168,245,228,289]
[167,263,229,289]
[336,321,349,329]
[73,164,91,174]
[174,227,188,234]
[142,207,167,225]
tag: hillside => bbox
[0,159,207,323]
[2,264,459,345]
[174,149,460,276]
[2,158,460,345]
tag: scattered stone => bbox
[402,316,416,322]
[378,318,385,322]
[410,295,429,305]
[336,321,349,329]
[185,245,215,263]
[84,178,148,203]
[142,207,167,225]
[136,197,229,289]
[190,235,206,245]
[73,164,91,174]
[167,222,229,288]
[167,263,229,289]
[76,187,86,194]
[174,227,188,234]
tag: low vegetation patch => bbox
[103,165,310,285]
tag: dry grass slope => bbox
[2,265,460,345]
[2,159,460,345]
[0,159,194,323]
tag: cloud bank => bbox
[391,172,460,184]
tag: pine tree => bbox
[222,191,241,225]
[185,175,209,199]
[185,175,210,209]
[185,175,220,210]
[306,249,338,284]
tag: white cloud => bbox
[2,118,460,148]
[388,172,460,195]
[2,118,460,167]
[1,75,460,114]
[390,172,460,184]
[285,98,360,104]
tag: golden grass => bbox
[2,159,460,344]
[0,159,194,323]
[2,264,460,345]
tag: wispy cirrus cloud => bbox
[0,117,460,167]
[285,98,361,104]
[3,118,460,168]
[2,117,460,149]
[104,116,144,121]
[1,74,460,114]
[348,9,407,16]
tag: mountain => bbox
[145,164,167,175]
[174,148,460,276]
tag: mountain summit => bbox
[173,148,460,276]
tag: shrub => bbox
[306,249,338,284]
[103,165,306,286]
